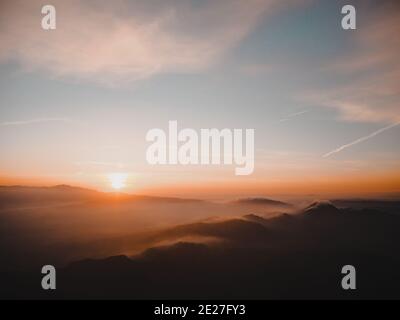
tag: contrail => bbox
[279,110,311,122]
[323,121,400,158]
[0,118,72,126]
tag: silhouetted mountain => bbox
[3,202,400,299]
[233,197,292,208]
[0,184,100,207]
[0,184,203,210]
[332,199,400,215]
[3,200,400,299]
[302,200,341,216]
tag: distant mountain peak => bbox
[234,197,291,207]
[51,184,96,192]
[302,200,340,216]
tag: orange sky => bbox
[1,170,399,201]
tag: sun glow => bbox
[108,173,128,190]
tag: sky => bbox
[0,0,399,199]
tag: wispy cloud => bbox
[323,121,400,158]
[0,118,73,126]
[303,3,400,124]
[0,0,305,84]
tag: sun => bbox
[108,173,128,190]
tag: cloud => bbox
[0,118,73,126]
[323,121,400,158]
[0,0,301,84]
[303,2,400,124]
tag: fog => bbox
[0,185,292,269]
